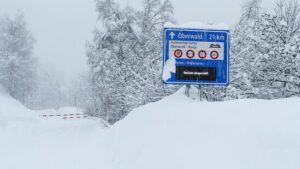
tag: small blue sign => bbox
[163,27,230,86]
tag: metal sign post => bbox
[163,26,230,86]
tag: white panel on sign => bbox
[169,41,224,60]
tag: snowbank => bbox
[0,86,37,119]
[1,85,300,169]
[0,88,107,169]
[57,107,83,114]
[35,108,57,115]
[0,86,40,133]
[35,107,84,115]
[107,87,300,169]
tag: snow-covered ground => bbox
[0,87,108,169]
[1,86,300,169]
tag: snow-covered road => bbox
[0,88,110,169]
[1,117,110,169]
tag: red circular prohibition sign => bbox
[186,50,195,58]
[174,49,183,58]
[198,50,207,59]
[210,50,219,59]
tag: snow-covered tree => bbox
[86,0,138,123]
[67,72,95,112]
[0,12,37,104]
[28,67,70,110]
[230,0,300,99]
[197,0,300,101]
[228,0,263,99]
[135,0,177,103]
[86,0,178,124]
[248,0,300,98]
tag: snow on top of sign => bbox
[164,22,230,30]
[162,56,176,81]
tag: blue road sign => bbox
[163,27,230,86]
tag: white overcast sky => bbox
[0,0,275,78]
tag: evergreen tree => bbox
[0,12,37,104]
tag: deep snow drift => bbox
[108,87,300,169]
[1,86,300,169]
[0,87,107,169]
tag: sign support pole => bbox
[197,85,202,101]
[185,85,191,97]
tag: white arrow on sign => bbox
[169,32,175,39]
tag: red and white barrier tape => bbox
[40,113,88,119]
